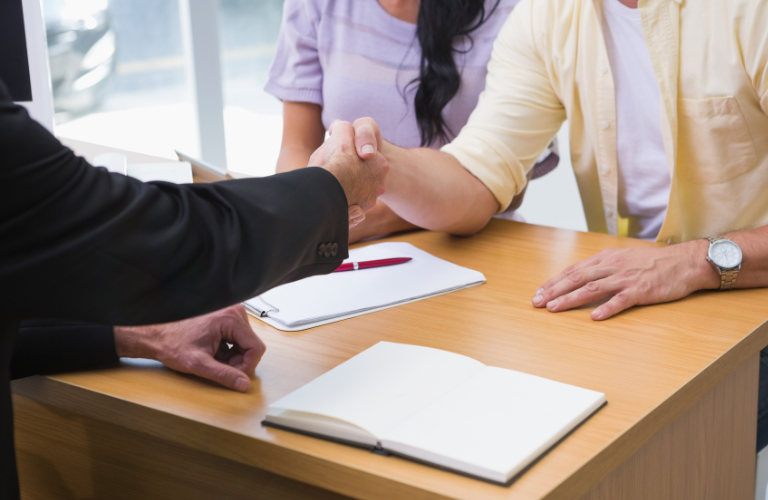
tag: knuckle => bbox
[563,265,576,276]
[214,366,234,384]
[615,292,630,304]
[620,269,638,279]
[637,280,652,293]
[585,281,600,292]
[567,270,582,283]
[184,352,204,372]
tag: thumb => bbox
[187,351,251,392]
[353,119,379,159]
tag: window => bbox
[48,0,285,176]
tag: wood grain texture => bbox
[581,353,759,500]
[14,142,768,499]
[14,222,768,500]
[13,395,351,500]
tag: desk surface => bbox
[18,140,768,499]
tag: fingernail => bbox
[546,299,559,311]
[353,214,365,223]
[532,295,544,306]
[362,144,374,155]
[349,206,363,218]
[235,377,249,392]
[592,310,603,320]
[536,288,544,295]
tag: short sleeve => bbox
[265,0,324,106]
[441,0,566,212]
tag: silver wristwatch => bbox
[706,237,742,291]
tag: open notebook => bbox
[244,242,486,331]
[264,342,607,484]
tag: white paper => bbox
[267,342,485,439]
[381,367,606,483]
[127,162,194,184]
[246,242,486,329]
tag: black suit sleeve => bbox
[10,321,118,380]
[0,79,350,326]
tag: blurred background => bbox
[43,0,586,232]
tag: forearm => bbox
[276,146,314,173]
[724,224,768,288]
[349,201,419,243]
[669,223,768,293]
[11,321,118,379]
[379,144,498,235]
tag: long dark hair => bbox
[411,0,502,147]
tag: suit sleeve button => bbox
[323,244,332,257]
[331,243,339,257]
[317,243,326,256]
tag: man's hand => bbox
[309,120,388,214]
[114,304,265,392]
[532,240,720,320]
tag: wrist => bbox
[682,239,721,291]
[113,325,161,359]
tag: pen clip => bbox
[248,296,280,317]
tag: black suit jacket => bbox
[0,79,349,499]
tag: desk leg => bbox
[12,395,351,500]
[581,353,759,500]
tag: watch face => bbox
[709,240,742,269]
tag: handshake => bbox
[310,119,387,228]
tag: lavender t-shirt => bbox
[266,0,519,149]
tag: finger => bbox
[591,291,637,320]
[535,250,611,296]
[223,316,266,374]
[544,278,619,313]
[353,117,383,159]
[532,264,612,308]
[307,142,326,167]
[348,205,365,228]
[327,120,355,154]
[185,350,251,392]
[348,205,364,222]
[327,119,345,136]
[374,152,388,196]
[354,123,377,159]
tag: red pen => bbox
[334,257,412,272]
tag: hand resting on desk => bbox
[114,304,264,392]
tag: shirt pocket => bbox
[676,97,757,184]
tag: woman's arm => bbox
[348,200,420,243]
[276,101,325,173]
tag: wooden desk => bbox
[12,142,768,499]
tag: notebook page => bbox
[380,367,606,483]
[248,242,485,327]
[267,342,486,439]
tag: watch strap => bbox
[719,269,739,291]
[707,237,739,291]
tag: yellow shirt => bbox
[442,0,768,243]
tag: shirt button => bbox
[666,239,672,244]
[606,209,614,217]
[601,165,610,174]
[599,65,608,74]
[317,243,326,256]
[600,120,610,129]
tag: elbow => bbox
[439,205,495,237]
[446,217,493,237]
